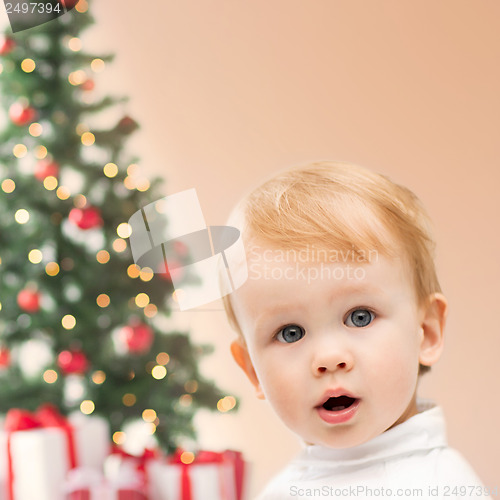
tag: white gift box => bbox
[10,427,70,500]
[146,456,239,500]
[1,411,110,500]
[69,413,110,471]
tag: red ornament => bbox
[79,79,95,91]
[158,258,184,282]
[174,241,189,257]
[68,206,103,230]
[9,102,37,126]
[117,116,139,134]
[17,288,41,313]
[0,36,15,55]
[34,159,59,181]
[59,0,79,8]
[119,322,154,354]
[57,349,89,375]
[0,347,11,368]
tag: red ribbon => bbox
[169,449,244,500]
[4,404,78,500]
[109,445,158,497]
[111,445,158,475]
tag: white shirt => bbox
[256,401,485,499]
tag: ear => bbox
[230,338,265,400]
[419,293,448,367]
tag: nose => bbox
[312,340,354,376]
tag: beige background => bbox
[4,0,499,495]
[89,0,500,494]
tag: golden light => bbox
[13,144,27,158]
[96,250,110,264]
[103,162,118,178]
[1,179,15,193]
[127,163,139,176]
[136,178,150,192]
[180,451,195,465]
[172,289,185,304]
[147,423,157,435]
[43,370,58,384]
[184,380,198,393]
[45,261,60,276]
[21,58,35,73]
[15,209,30,224]
[68,37,82,51]
[135,293,150,308]
[96,294,110,308]
[92,370,106,384]
[142,409,157,423]
[122,393,136,407]
[116,222,132,238]
[75,0,88,13]
[217,396,237,413]
[74,194,87,208]
[154,199,168,214]
[127,264,140,278]
[91,58,105,73]
[112,238,127,253]
[35,146,48,159]
[29,123,43,137]
[123,176,135,190]
[0,302,2,311]
[43,176,58,191]
[56,186,71,200]
[81,132,95,146]
[61,314,76,330]
[151,365,167,380]
[68,70,86,86]
[156,352,170,366]
[139,267,154,282]
[80,400,95,415]
[144,303,158,318]
[112,431,126,445]
[28,249,43,264]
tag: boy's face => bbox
[230,245,446,449]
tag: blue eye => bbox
[346,309,374,328]
[276,324,305,343]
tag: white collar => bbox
[296,400,447,468]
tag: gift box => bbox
[146,450,246,500]
[1,405,110,500]
[70,412,110,471]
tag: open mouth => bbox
[322,395,357,412]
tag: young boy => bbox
[223,162,485,499]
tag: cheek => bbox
[366,326,421,394]
[254,352,302,412]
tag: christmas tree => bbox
[0,0,235,454]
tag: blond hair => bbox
[223,161,442,373]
